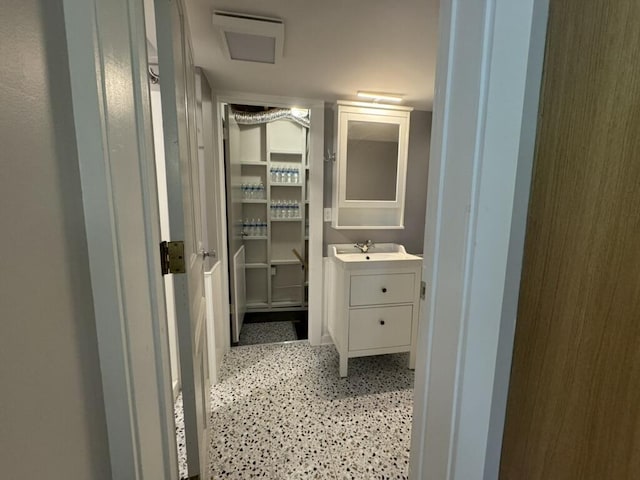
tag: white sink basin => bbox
[335,251,420,262]
[329,243,421,267]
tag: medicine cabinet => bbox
[332,101,412,229]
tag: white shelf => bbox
[271,301,303,308]
[231,117,309,313]
[270,148,304,155]
[271,259,301,266]
[247,302,269,309]
[241,161,267,166]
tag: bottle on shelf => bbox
[258,182,264,199]
[293,168,299,184]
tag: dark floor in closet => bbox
[236,311,308,346]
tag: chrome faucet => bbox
[354,240,375,253]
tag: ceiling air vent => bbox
[212,11,284,64]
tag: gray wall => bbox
[323,107,432,254]
[0,1,112,478]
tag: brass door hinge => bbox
[420,281,426,300]
[160,240,186,275]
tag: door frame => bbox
[62,0,177,478]
[213,92,325,346]
[60,0,550,478]
[410,0,550,479]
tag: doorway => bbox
[65,0,552,478]
[222,104,312,347]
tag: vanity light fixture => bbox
[357,91,404,103]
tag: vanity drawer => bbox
[349,305,413,351]
[350,273,415,306]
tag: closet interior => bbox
[225,105,310,344]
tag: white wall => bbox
[150,83,181,399]
[324,108,432,254]
[197,72,230,367]
[0,0,111,477]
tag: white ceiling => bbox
[184,0,439,110]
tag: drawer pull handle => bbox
[381,287,387,293]
[379,320,385,325]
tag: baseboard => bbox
[321,334,333,345]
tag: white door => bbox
[224,107,247,342]
[154,0,209,477]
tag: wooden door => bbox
[154,0,209,477]
[500,1,640,478]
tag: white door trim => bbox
[410,1,549,479]
[61,0,549,476]
[62,0,177,478]
[212,92,325,346]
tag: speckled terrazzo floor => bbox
[176,342,414,479]
[238,321,298,346]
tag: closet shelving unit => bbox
[237,117,309,312]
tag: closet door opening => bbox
[223,104,311,347]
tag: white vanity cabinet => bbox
[327,244,422,377]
